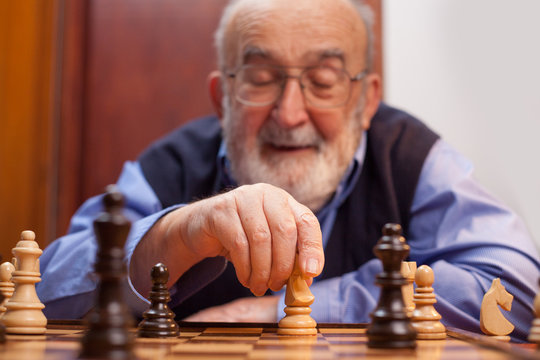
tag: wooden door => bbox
[0,0,382,253]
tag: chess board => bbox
[0,321,538,359]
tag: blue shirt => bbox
[37,136,540,341]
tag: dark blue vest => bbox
[139,103,439,318]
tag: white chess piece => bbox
[2,230,47,334]
[277,256,317,335]
[411,265,446,339]
[529,285,540,343]
[0,260,16,317]
[401,261,416,317]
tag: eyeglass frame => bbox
[225,64,367,109]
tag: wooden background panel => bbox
[81,0,227,201]
[0,0,59,254]
[0,0,382,252]
[56,0,89,238]
[56,0,383,239]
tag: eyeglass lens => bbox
[234,65,352,108]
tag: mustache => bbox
[258,121,324,148]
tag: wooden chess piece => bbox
[0,260,16,317]
[138,263,179,338]
[528,278,540,344]
[2,230,47,334]
[79,186,135,359]
[0,291,4,343]
[366,223,417,348]
[277,256,317,335]
[0,256,5,343]
[480,278,514,341]
[411,265,446,339]
[401,261,416,317]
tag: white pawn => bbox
[0,260,16,317]
[411,265,446,339]
[529,284,540,343]
[2,230,47,334]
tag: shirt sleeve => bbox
[286,139,540,341]
[37,161,226,319]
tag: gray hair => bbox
[214,0,375,72]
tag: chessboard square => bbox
[260,332,326,340]
[50,334,84,342]
[416,339,447,348]
[44,339,82,350]
[325,336,366,344]
[45,328,83,336]
[362,347,417,359]
[0,346,78,360]
[164,354,246,360]
[170,342,253,353]
[257,337,328,346]
[135,345,175,358]
[259,332,280,338]
[248,347,334,359]
[253,343,330,352]
[179,331,202,338]
[328,343,367,355]
[191,336,259,343]
[318,327,366,334]
[203,327,263,334]
[136,337,186,344]
[5,334,47,341]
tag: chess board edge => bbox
[447,326,539,360]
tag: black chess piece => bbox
[366,223,417,348]
[138,263,179,338]
[79,186,136,359]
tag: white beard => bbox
[222,100,364,212]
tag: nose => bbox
[273,78,310,129]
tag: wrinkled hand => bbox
[176,183,324,296]
[184,296,280,322]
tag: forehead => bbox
[225,0,367,67]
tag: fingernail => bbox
[306,258,319,276]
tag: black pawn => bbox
[367,223,417,348]
[80,186,135,359]
[138,263,179,338]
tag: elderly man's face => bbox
[216,0,379,211]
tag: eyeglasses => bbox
[227,64,366,109]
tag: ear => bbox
[208,71,224,119]
[359,73,382,130]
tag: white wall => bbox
[383,0,540,250]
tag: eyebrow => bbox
[241,46,346,65]
[242,46,270,64]
[316,48,345,64]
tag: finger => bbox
[235,186,272,296]
[262,190,297,292]
[207,194,251,288]
[287,198,324,278]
